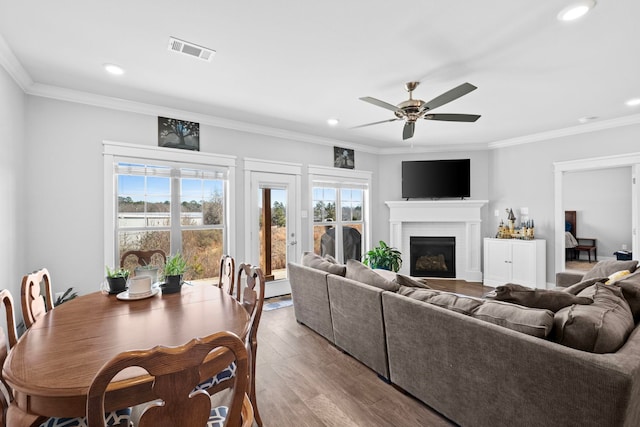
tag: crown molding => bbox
[378,142,490,155]
[0,33,33,90]
[487,114,640,149]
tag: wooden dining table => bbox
[2,284,250,426]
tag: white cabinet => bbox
[483,238,546,289]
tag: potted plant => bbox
[363,240,402,272]
[105,266,130,294]
[161,253,188,294]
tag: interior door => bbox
[249,171,298,298]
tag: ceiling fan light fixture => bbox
[557,0,596,22]
[327,118,340,126]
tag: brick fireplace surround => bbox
[385,200,488,282]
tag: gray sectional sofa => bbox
[289,254,640,427]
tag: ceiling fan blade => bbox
[402,122,415,140]
[351,118,400,129]
[359,96,402,114]
[424,113,481,122]
[421,82,477,112]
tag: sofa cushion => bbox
[302,251,346,276]
[582,259,638,281]
[561,277,609,295]
[553,283,634,353]
[613,270,640,321]
[345,259,399,292]
[395,274,431,289]
[491,283,593,312]
[472,301,554,338]
[398,287,483,315]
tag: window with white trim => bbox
[309,166,371,263]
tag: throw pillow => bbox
[323,254,339,264]
[553,283,634,354]
[345,259,400,292]
[396,274,431,289]
[472,301,554,338]
[302,252,346,276]
[605,270,631,284]
[582,259,638,281]
[397,287,482,315]
[490,283,593,312]
[561,277,609,295]
[612,270,640,321]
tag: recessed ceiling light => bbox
[625,98,640,107]
[557,1,596,22]
[103,63,125,75]
[327,118,340,126]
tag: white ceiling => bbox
[1,0,639,152]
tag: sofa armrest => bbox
[556,271,584,287]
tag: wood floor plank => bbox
[253,282,484,426]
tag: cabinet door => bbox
[511,242,536,286]
[484,240,511,282]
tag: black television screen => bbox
[402,159,470,199]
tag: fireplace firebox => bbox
[410,236,456,278]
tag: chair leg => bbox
[250,341,263,427]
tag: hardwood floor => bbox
[254,279,488,426]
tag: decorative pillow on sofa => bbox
[606,270,640,322]
[345,259,400,292]
[605,270,631,284]
[472,301,554,338]
[398,286,483,315]
[395,274,431,289]
[582,259,638,281]
[553,283,634,354]
[302,252,346,276]
[490,283,593,312]
[561,277,609,295]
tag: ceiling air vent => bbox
[168,37,215,62]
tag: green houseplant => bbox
[105,266,130,294]
[161,253,188,294]
[363,240,402,272]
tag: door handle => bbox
[289,241,297,246]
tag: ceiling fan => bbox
[355,81,481,140]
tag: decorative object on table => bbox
[134,262,160,285]
[334,146,355,169]
[507,208,516,232]
[158,116,199,151]
[161,252,188,294]
[105,266,130,294]
[363,240,402,272]
[54,287,78,306]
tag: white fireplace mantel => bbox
[385,200,488,282]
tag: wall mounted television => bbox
[402,159,470,199]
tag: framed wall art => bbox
[333,146,354,169]
[158,116,200,151]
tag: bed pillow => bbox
[345,259,399,292]
[490,283,592,312]
[553,283,634,353]
[302,252,346,276]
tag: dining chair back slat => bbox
[21,268,54,329]
[218,255,235,295]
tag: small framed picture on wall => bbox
[158,116,200,151]
[334,146,354,169]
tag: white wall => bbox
[0,64,25,328]
[23,96,379,296]
[489,124,640,283]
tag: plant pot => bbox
[106,276,128,294]
[162,274,183,294]
[134,266,159,284]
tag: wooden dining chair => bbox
[217,255,235,295]
[0,289,18,427]
[195,263,265,426]
[119,249,167,269]
[236,263,266,427]
[87,331,254,427]
[21,268,54,329]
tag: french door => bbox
[245,163,301,298]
